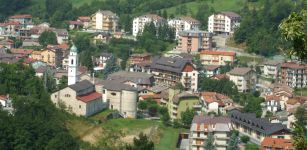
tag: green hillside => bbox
[162,0,246,16]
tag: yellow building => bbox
[31,50,42,60]
[91,10,119,32]
[40,48,63,67]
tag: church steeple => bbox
[68,44,78,85]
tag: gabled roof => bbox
[220,12,240,18]
[107,71,154,85]
[192,116,231,124]
[228,67,254,76]
[173,16,200,24]
[78,16,91,22]
[172,92,198,104]
[150,56,194,74]
[69,80,94,93]
[230,110,289,135]
[10,48,33,55]
[200,50,236,56]
[9,14,32,19]
[265,95,281,101]
[261,137,294,149]
[100,80,137,91]
[95,10,117,17]
[139,14,164,21]
[77,92,102,103]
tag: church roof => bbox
[69,80,94,93]
[70,44,77,52]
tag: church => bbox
[51,45,106,117]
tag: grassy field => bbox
[294,88,307,96]
[66,110,186,149]
[162,0,246,16]
[237,56,264,65]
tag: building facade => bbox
[132,14,165,36]
[40,48,63,68]
[279,62,307,88]
[208,12,240,35]
[151,56,199,92]
[189,116,232,150]
[91,10,119,32]
[200,50,236,66]
[227,67,257,92]
[176,30,213,53]
[168,16,200,39]
[260,60,282,78]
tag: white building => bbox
[208,12,240,35]
[227,67,257,92]
[168,16,200,39]
[265,95,284,113]
[189,116,232,150]
[68,45,79,86]
[132,14,165,36]
[260,60,282,78]
[0,95,12,108]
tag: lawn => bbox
[155,126,188,150]
[70,0,104,7]
[237,56,264,65]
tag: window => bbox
[103,90,106,94]
[71,59,74,65]
[111,92,116,96]
[79,105,81,109]
[54,95,57,98]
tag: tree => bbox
[240,135,250,144]
[181,108,195,126]
[102,56,120,79]
[227,132,240,150]
[58,75,68,90]
[292,122,307,150]
[138,101,148,111]
[38,31,58,47]
[205,132,216,150]
[159,107,170,126]
[46,133,79,150]
[295,106,307,128]
[126,132,154,150]
[245,144,260,150]
[279,10,307,61]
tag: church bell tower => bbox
[68,44,78,85]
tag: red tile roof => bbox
[265,95,281,101]
[261,137,294,150]
[200,50,236,56]
[78,16,91,22]
[0,95,8,100]
[281,62,307,69]
[5,21,21,26]
[201,92,231,106]
[9,14,32,19]
[77,92,102,103]
[58,43,69,50]
[10,48,33,55]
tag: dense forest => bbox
[234,0,306,56]
[0,63,79,149]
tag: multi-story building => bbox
[279,62,307,88]
[259,60,282,78]
[107,71,155,88]
[132,14,165,36]
[128,53,151,65]
[230,110,291,145]
[168,16,200,39]
[150,56,199,92]
[265,95,284,113]
[200,92,233,114]
[208,12,240,35]
[261,137,294,150]
[94,52,112,70]
[176,30,213,53]
[227,67,257,92]
[8,14,32,28]
[203,65,221,77]
[200,50,236,66]
[91,10,119,32]
[189,116,232,150]
[161,88,200,120]
[40,48,63,68]
[77,16,91,29]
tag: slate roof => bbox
[192,116,231,124]
[228,67,254,76]
[107,71,154,85]
[230,110,289,135]
[149,85,169,93]
[150,56,193,74]
[69,80,94,93]
[100,80,137,91]
[172,92,198,104]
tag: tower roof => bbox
[70,44,78,52]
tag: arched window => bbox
[71,59,74,65]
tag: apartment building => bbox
[200,92,233,114]
[200,50,236,66]
[208,12,240,35]
[230,110,291,145]
[161,89,200,120]
[259,60,282,78]
[91,10,119,32]
[168,16,200,39]
[189,116,232,150]
[150,56,199,92]
[40,48,63,68]
[132,14,165,36]
[203,65,220,77]
[176,30,213,53]
[9,14,32,28]
[279,62,307,88]
[227,67,257,92]
[261,137,294,150]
